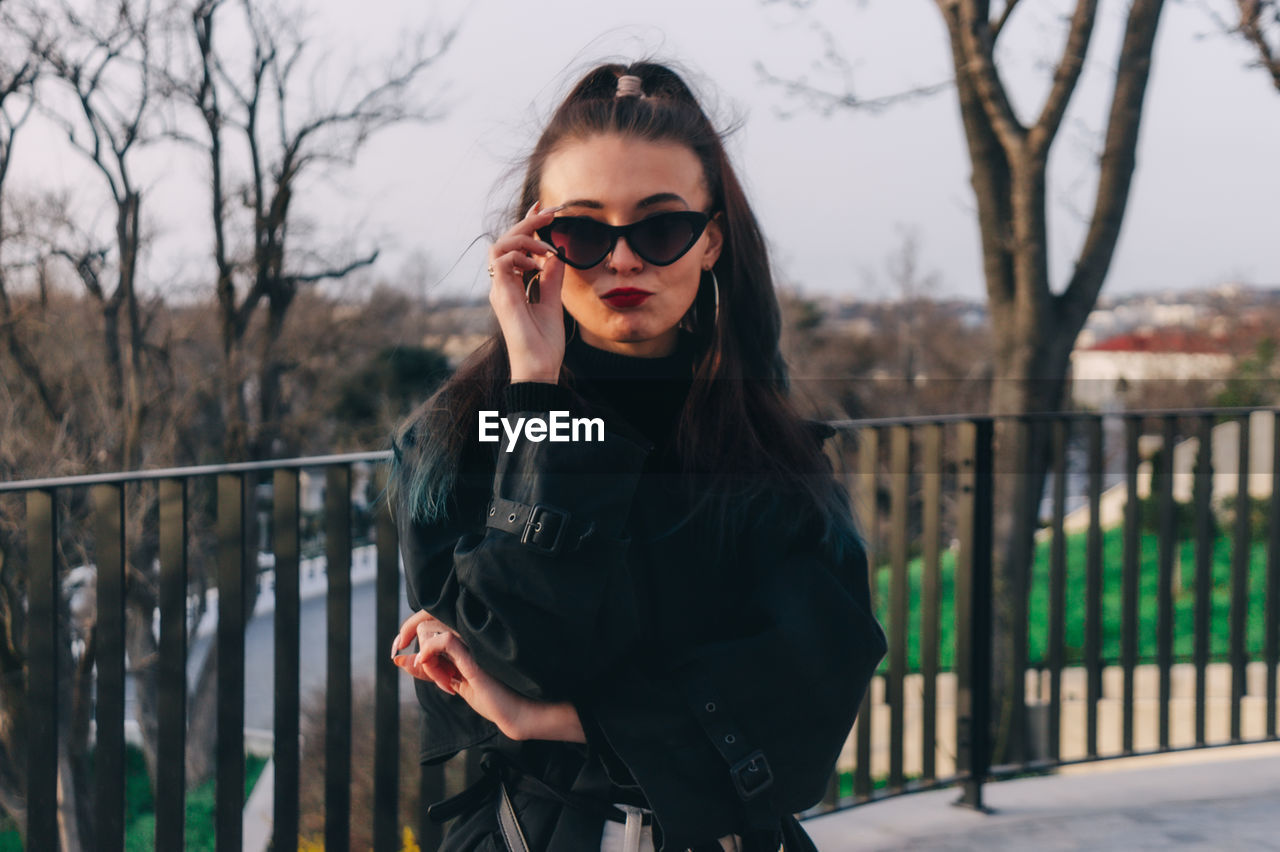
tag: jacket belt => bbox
[484,497,596,554]
[427,749,651,827]
[676,667,781,833]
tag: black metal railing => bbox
[3,406,1279,850]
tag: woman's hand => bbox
[391,611,585,743]
[392,609,461,677]
[488,201,568,383]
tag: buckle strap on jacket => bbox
[484,496,596,554]
[676,667,781,832]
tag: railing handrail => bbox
[826,404,1280,430]
[0,450,394,493]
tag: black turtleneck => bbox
[502,330,697,456]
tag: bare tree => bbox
[23,0,175,473]
[0,1,54,426]
[169,0,454,462]
[766,0,1168,762]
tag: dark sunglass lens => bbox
[631,214,698,264]
[550,218,611,267]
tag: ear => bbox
[701,212,725,269]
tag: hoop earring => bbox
[565,312,578,343]
[686,270,721,335]
[709,269,720,329]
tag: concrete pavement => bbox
[803,741,1280,850]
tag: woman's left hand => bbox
[392,613,585,743]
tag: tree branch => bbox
[1057,0,1166,334]
[291,249,379,285]
[1029,0,1099,161]
[991,0,1024,43]
[1237,0,1280,91]
[955,0,1027,152]
[755,60,953,116]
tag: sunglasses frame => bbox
[537,210,713,269]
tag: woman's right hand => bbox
[488,201,567,383]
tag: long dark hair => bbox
[391,61,864,564]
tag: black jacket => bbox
[391,339,887,851]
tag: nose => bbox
[606,235,644,274]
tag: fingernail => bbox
[538,240,556,253]
[528,201,539,216]
[542,204,566,215]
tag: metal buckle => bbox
[520,503,568,553]
[729,750,773,800]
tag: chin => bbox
[595,314,648,339]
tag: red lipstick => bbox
[601,287,652,308]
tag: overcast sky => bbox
[16,0,1280,303]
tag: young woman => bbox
[389,61,886,852]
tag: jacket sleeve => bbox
[392,381,653,703]
[571,492,887,848]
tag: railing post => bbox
[854,427,879,800]
[157,478,189,850]
[1122,416,1140,755]
[216,473,247,852]
[374,466,402,852]
[1268,410,1280,741]
[273,469,301,852]
[1157,416,1177,751]
[920,424,943,784]
[326,465,353,852]
[954,419,993,811]
[888,426,910,793]
[25,489,59,849]
[92,483,127,852]
[1085,416,1104,757]
[1048,420,1068,764]
[1230,414,1251,743]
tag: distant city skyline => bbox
[13,0,1280,303]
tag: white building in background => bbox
[1069,327,1235,411]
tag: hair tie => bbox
[615,75,644,99]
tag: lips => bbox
[601,287,653,308]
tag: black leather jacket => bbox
[390,371,886,851]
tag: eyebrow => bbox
[558,192,690,211]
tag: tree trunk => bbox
[119,191,146,471]
[0,666,28,839]
[184,640,219,789]
[59,618,96,850]
[101,299,126,422]
[254,292,295,460]
[125,561,161,793]
[986,337,1072,763]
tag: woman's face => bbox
[538,133,723,358]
